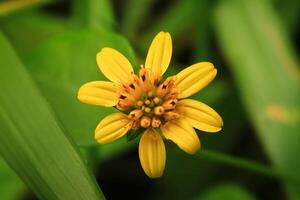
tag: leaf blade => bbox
[25,28,136,146]
[0,31,104,200]
[214,0,300,198]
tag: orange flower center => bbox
[116,68,181,129]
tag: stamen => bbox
[140,116,151,128]
[116,103,127,111]
[164,111,180,120]
[136,100,144,107]
[129,83,135,89]
[139,68,151,91]
[151,117,161,128]
[163,99,178,110]
[116,68,180,131]
[128,109,143,120]
[119,95,126,100]
[147,91,154,97]
[164,89,179,100]
[144,107,151,113]
[154,106,165,115]
[156,77,175,97]
[145,99,151,105]
[131,120,140,129]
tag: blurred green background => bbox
[0,0,299,199]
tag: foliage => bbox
[0,0,299,199]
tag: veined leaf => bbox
[214,0,300,198]
[0,31,104,200]
[25,28,136,146]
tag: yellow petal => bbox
[139,129,166,178]
[161,118,200,154]
[78,81,118,107]
[145,31,172,78]
[96,47,134,84]
[178,99,223,132]
[95,113,132,144]
[175,62,217,98]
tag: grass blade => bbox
[0,158,24,200]
[71,0,115,30]
[0,0,48,17]
[214,0,300,198]
[0,31,104,200]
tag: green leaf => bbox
[214,0,300,198]
[0,31,104,200]
[121,0,153,38]
[195,184,256,200]
[0,158,24,200]
[25,28,136,146]
[1,11,66,54]
[71,0,115,30]
[274,0,300,34]
[0,0,48,17]
[140,0,200,51]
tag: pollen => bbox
[140,116,151,128]
[145,99,151,105]
[136,100,144,107]
[144,107,151,113]
[116,67,180,129]
[153,97,161,105]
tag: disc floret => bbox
[117,68,180,130]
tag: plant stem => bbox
[197,149,299,184]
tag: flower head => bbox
[78,32,223,178]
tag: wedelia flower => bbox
[78,32,223,178]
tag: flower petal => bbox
[145,31,172,78]
[78,81,119,107]
[161,118,200,154]
[175,62,217,98]
[178,99,223,132]
[95,113,132,144]
[96,47,134,84]
[139,129,166,178]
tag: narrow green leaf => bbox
[122,0,153,38]
[0,0,49,17]
[274,0,300,34]
[25,28,136,146]
[0,158,24,200]
[195,184,256,200]
[0,31,104,200]
[1,11,66,54]
[140,0,200,51]
[71,0,115,30]
[214,0,300,198]
[196,150,291,181]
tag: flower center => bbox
[116,68,180,129]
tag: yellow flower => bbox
[78,32,223,178]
